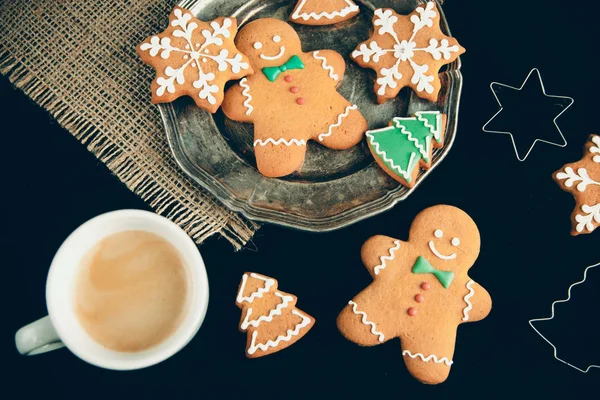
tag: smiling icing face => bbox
[408,205,481,272]
[254,35,285,61]
[234,19,303,69]
[428,229,461,260]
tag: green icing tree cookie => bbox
[366,111,445,188]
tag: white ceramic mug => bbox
[15,209,209,370]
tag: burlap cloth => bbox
[0,0,259,249]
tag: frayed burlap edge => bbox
[0,47,259,250]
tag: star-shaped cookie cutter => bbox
[529,262,600,373]
[482,68,574,161]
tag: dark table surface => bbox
[3,1,600,398]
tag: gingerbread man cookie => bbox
[290,0,360,26]
[137,7,252,113]
[554,135,600,235]
[351,2,465,103]
[236,272,315,358]
[222,18,367,178]
[337,205,492,384]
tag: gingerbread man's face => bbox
[409,205,480,274]
[234,18,303,70]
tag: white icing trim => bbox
[415,111,442,142]
[591,135,600,163]
[367,129,419,180]
[291,0,359,21]
[462,280,475,321]
[254,138,307,147]
[556,167,600,193]
[391,120,431,160]
[348,301,385,342]
[247,309,312,355]
[318,104,357,141]
[259,46,285,61]
[428,240,456,260]
[236,273,275,304]
[575,204,600,233]
[373,240,401,275]
[402,350,453,366]
[240,291,294,330]
[312,51,339,81]
[239,78,253,116]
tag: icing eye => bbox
[434,229,443,238]
[273,35,281,43]
[451,237,460,247]
[253,42,263,50]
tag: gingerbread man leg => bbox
[400,330,457,385]
[253,122,308,177]
[317,103,367,150]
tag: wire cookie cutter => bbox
[529,262,600,373]
[482,68,574,161]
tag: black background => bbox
[3,1,600,398]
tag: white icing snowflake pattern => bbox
[139,8,249,106]
[555,135,600,234]
[352,3,462,98]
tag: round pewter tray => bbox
[160,0,463,231]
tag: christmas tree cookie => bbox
[236,272,315,358]
[290,0,360,26]
[366,111,446,188]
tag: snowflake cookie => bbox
[337,205,492,384]
[137,7,252,113]
[352,2,465,103]
[290,0,360,26]
[554,135,600,235]
[236,272,315,358]
[366,111,446,188]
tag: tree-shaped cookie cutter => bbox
[529,262,600,373]
[482,68,574,161]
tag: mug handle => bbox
[15,316,65,355]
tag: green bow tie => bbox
[412,256,454,289]
[262,55,304,82]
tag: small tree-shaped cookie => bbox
[236,272,315,358]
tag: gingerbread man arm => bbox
[310,50,346,83]
[222,78,255,123]
[360,235,404,279]
[460,280,492,323]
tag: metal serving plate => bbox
[160,0,462,231]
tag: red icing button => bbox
[407,307,417,316]
[415,294,424,303]
[284,75,293,82]
[290,86,299,93]
[421,282,430,291]
[296,97,305,105]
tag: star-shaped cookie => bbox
[137,6,252,113]
[351,2,464,103]
[554,135,600,235]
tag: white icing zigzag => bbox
[402,350,454,366]
[529,262,600,373]
[462,280,475,321]
[254,138,307,147]
[312,51,339,81]
[239,77,253,116]
[348,300,385,342]
[318,104,357,141]
[240,292,294,330]
[415,111,442,142]
[373,240,401,275]
[247,309,312,355]
[367,129,418,180]
[236,273,275,304]
[292,0,359,21]
[392,119,431,160]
